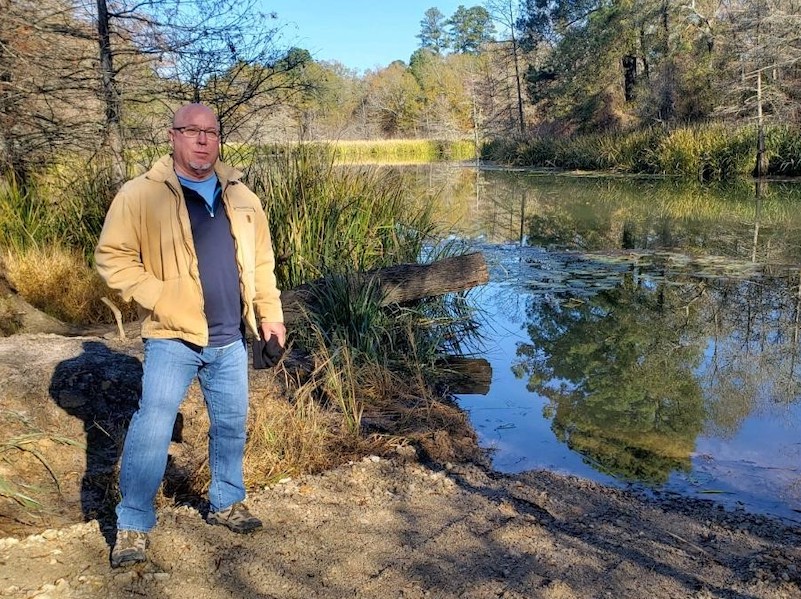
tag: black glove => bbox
[252,334,284,369]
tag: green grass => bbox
[329,139,476,164]
[242,144,440,290]
[0,161,114,259]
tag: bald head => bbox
[172,103,218,129]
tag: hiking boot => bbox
[207,502,263,533]
[110,529,148,568]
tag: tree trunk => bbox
[755,70,768,178]
[281,252,490,325]
[96,0,125,189]
[623,55,637,102]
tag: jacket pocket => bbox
[145,276,204,338]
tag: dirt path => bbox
[0,334,800,598]
[1,456,800,599]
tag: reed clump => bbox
[483,123,801,181]
[0,159,116,258]
[243,144,440,290]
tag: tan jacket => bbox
[95,155,283,347]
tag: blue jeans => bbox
[116,338,249,532]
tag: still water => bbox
[410,163,801,522]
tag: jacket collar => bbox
[146,155,244,187]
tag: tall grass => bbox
[0,160,115,258]
[330,139,476,163]
[1,143,451,325]
[483,123,801,181]
[4,245,131,324]
[243,144,440,290]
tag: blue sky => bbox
[267,1,472,73]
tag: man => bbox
[95,103,285,568]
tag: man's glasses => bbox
[172,126,220,140]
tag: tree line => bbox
[1,0,799,184]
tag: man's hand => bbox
[259,322,286,347]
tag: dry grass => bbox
[0,296,23,336]
[244,383,338,485]
[3,245,135,325]
[167,351,479,499]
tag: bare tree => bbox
[0,0,103,181]
[715,0,801,175]
[0,0,306,184]
[143,0,308,152]
[484,0,527,135]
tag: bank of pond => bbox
[483,123,801,181]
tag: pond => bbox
[408,163,801,523]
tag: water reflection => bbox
[404,164,801,520]
[515,266,706,484]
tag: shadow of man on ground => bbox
[48,340,142,544]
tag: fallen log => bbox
[61,252,489,338]
[280,252,489,325]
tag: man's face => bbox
[169,105,220,180]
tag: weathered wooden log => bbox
[281,252,489,325]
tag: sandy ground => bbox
[1,335,800,598]
[2,456,801,599]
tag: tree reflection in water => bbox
[513,266,706,484]
[507,178,801,486]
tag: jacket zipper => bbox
[221,180,252,331]
[166,179,208,338]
